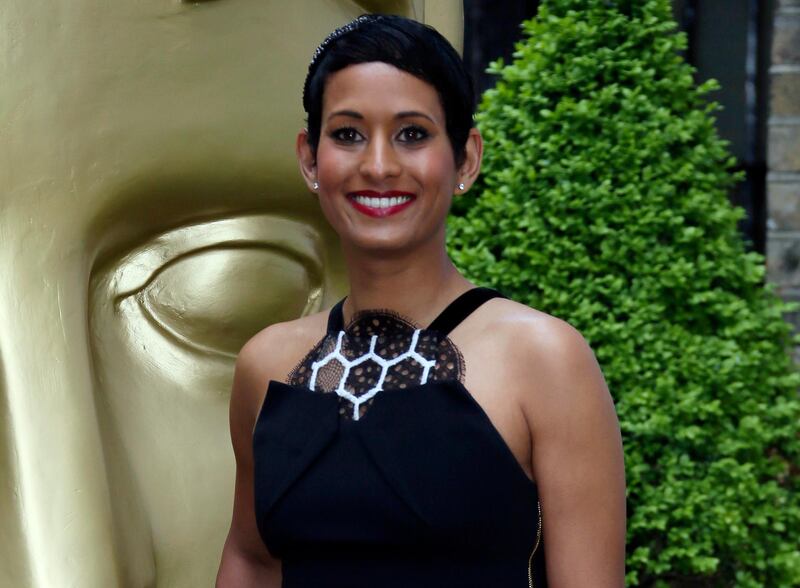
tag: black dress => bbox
[253,288,547,587]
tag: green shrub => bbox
[448,0,800,585]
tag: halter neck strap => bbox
[326,287,505,336]
[326,298,346,333]
[426,287,505,336]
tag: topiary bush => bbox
[448,0,800,585]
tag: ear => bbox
[455,127,483,193]
[296,129,318,192]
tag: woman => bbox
[217,14,625,587]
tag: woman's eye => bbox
[330,127,362,143]
[397,125,429,143]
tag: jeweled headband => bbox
[302,14,384,111]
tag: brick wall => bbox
[767,0,800,350]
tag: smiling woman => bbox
[309,62,466,254]
[216,13,626,588]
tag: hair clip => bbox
[307,15,382,73]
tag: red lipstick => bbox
[347,190,416,218]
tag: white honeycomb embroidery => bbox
[309,328,437,420]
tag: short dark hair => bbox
[302,14,476,167]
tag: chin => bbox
[345,231,418,256]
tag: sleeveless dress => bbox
[253,288,547,587]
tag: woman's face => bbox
[313,62,461,255]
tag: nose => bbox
[358,134,402,182]
[0,237,122,586]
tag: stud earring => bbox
[312,181,319,190]
[457,182,465,191]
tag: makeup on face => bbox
[311,63,460,253]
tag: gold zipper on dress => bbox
[527,500,542,588]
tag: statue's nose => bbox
[0,241,122,587]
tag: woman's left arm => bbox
[518,316,626,587]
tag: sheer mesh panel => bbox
[288,310,464,420]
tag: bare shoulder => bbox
[231,309,329,419]
[470,298,611,423]
[237,310,329,380]
[473,297,595,364]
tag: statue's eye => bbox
[138,246,316,356]
[98,215,324,358]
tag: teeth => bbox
[353,195,411,208]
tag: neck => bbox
[341,233,473,326]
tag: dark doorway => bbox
[463,0,540,96]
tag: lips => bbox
[347,190,416,218]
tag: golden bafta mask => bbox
[0,1,462,586]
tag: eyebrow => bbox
[326,110,436,124]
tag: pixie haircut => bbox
[302,14,476,167]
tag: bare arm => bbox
[216,338,282,587]
[521,318,626,586]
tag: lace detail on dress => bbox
[288,310,464,420]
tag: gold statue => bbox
[0,1,462,586]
